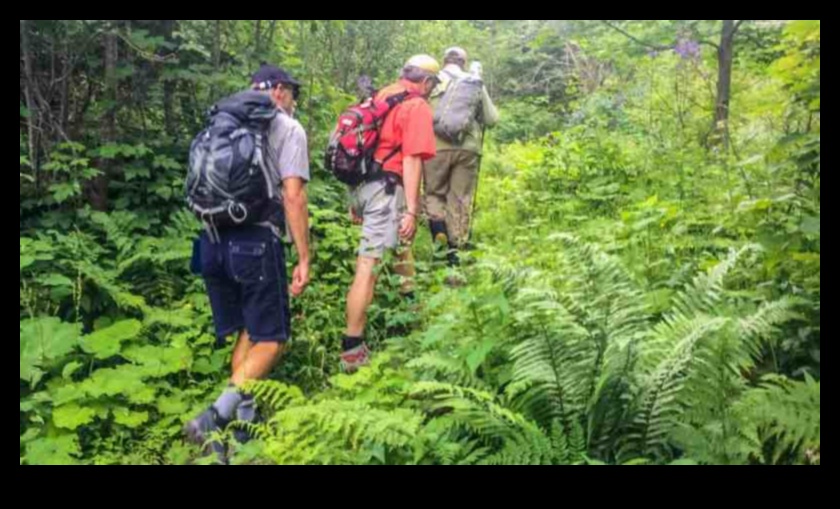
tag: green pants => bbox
[423,149,480,248]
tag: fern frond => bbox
[737,297,802,360]
[735,375,820,465]
[246,380,306,414]
[623,316,728,461]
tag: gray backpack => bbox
[186,91,278,237]
[433,73,484,145]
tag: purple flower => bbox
[674,39,701,60]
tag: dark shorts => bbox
[193,226,291,344]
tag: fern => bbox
[246,380,306,411]
[407,353,486,389]
[551,235,650,447]
[736,297,802,361]
[90,211,141,261]
[498,235,650,460]
[670,246,758,321]
[508,306,589,430]
[243,380,424,465]
[269,401,423,465]
[409,237,805,465]
[735,375,820,465]
[409,381,577,465]
[622,316,727,461]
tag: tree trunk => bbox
[712,20,738,150]
[254,20,263,60]
[212,20,222,99]
[91,26,119,211]
[20,20,40,191]
[267,20,278,51]
[160,20,177,139]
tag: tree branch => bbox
[600,20,671,51]
[698,39,721,51]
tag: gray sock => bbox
[212,386,244,421]
[237,397,258,423]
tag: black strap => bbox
[378,90,420,164]
[386,90,419,108]
[382,145,402,165]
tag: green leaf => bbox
[192,351,226,375]
[465,340,496,374]
[20,318,82,385]
[737,155,764,167]
[792,252,820,264]
[20,256,35,271]
[51,384,87,406]
[82,366,150,402]
[52,404,97,430]
[97,144,123,159]
[800,216,820,236]
[154,185,174,201]
[623,458,652,466]
[62,361,84,380]
[21,103,30,118]
[25,435,80,465]
[165,442,194,466]
[97,143,151,159]
[124,166,151,181]
[19,427,41,445]
[57,141,86,154]
[670,458,700,466]
[20,392,51,413]
[737,198,774,213]
[126,29,166,52]
[123,345,192,377]
[80,319,143,360]
[49,182,82,204]
[37,274,74,288]
[157,395,190,415]
[130,387,158,406]
[112,408,150,428]
[152,155,182,171]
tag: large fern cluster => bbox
[401,236,809,465]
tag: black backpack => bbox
[186,91,278,238]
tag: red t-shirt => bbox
[373,80,437,176]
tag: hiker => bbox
[184,64,311,457]
[425,47,499,271]
[326,55,441,372]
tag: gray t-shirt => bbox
[266,110,310,184]
[261,109,310,236]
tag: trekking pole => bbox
[466,60,486,247]
[466,126,486,246]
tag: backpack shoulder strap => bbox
[384,90,410,108]
[374,89,425,166]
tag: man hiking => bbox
[425,47,499,274]
[184,64,311,459]
[326,55,441,372]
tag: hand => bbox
[290,261,310,297]
[350,207,363,225]
[399,213,417,241]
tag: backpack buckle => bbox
[228,202,249,224]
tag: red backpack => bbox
[325,90,419,186]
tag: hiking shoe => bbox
[184,407,227,464]
[340,343,371,374]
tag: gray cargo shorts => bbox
[350,175,407,259]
